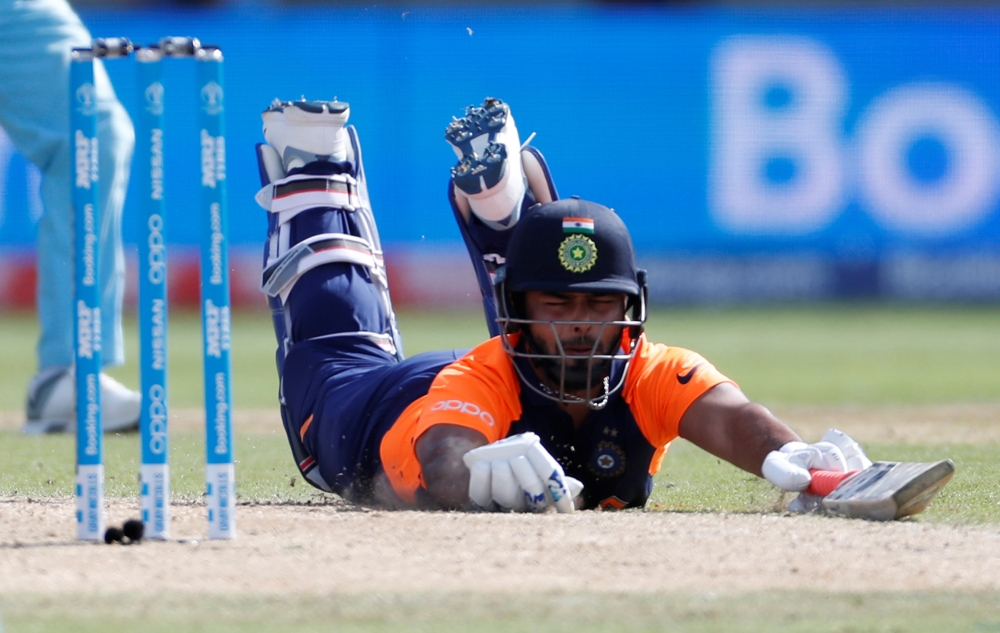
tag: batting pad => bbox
[822,459,955,521]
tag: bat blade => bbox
[821,459,955,521]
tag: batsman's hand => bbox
[462,432,581,513]
[785,428,874,513]
[762,428,873,493]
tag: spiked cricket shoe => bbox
[445,97,526,225]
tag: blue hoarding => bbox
[2,6,999,301]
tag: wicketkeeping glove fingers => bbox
[525,442,575,513]
[491,459,527,511]
[510,455,549,512]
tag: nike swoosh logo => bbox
[677,364,703,385]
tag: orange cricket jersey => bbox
[380,332,733,506]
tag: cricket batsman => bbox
[254,97,953,518]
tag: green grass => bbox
[1,304,999,410]
[642,304,1000,405]
[3,430,996,523]
[3,590,1000,633]
[0,426,302,502]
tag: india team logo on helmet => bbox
[504,197,641,295]
[558,234,598,273]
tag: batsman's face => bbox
[522,291,627,392]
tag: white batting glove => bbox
[761,438,849,492]
[462,432,581,513]
[764,428,872,500]
[784,428,874,513]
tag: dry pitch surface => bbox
[2,404,1000,596]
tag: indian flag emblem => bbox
[562,217,595,234]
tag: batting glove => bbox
[761,439,849,492]
[763,428,872,494]
[462,432,581,513]
[785,429,873,513]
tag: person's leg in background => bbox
[0,0,139,434]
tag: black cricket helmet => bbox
[495,197,648,409]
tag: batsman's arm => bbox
[677,382,802,477]
[415,424,489,509]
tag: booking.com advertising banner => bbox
[1,6,999,304]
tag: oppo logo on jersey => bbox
[429,399,495,426]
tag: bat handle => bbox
[806,469,860,496]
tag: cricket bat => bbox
[805,460,955,521]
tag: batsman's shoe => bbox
[262,99,351,172]
[822,459,956,521]
[23,367,141,435]
[446,97,526,228]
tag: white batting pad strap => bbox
[261,233,377,299]
[256,172,362,221]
